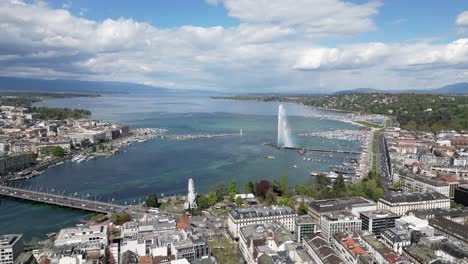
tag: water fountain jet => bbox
[277,104,294,148]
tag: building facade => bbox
[295,215,316,243]
[360,210,401,238]
[228,206,296,239]
[377,192,450,216]
[0,154,32,176]
[0,234,23,264]
[320,212,362,243]
[454,185,468,206]
[307,197,376,226]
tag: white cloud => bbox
[0,0,467,92]
[219,0,382,38]
[456,10,468,34]
[456,11,468,26]
[294,39,468,71]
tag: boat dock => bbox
[264,143,361,154]
[160,133,239,140]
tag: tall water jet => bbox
[277,104,294,148]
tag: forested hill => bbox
[214,93,468,132]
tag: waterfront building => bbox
[380,228,411,254]
[307,197,376,225]
[0,154,32,176]
[227,205,296,239]
[9,141,71,154]
[303,235,344,264]
[332,232,369,264]
[319,212,362,243]
[377,192,450,216]
[429,217,468,246]
[295,215,316,243]
[13,252,37,264]
[54,225,108,249]
[238,223,295,264]
[454,185,468,206]
[407,208,468,225]
[0,234,23,264]
[360,210,400,238]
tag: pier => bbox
[0,185,127,214]
[264,143,361,154]
[160,133,239,140]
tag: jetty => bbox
[264,143,361,155]
[159,133,239,140]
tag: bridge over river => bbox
[0,185,128,214]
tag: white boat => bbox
[72,155,82,162]
[76,157,86,163]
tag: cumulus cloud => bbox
[219,0,382,38]
[456,10,468,34]
[456,11,468,26]
[295,39,468,72]
[0,0,467,92]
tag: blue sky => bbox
[50,0,466,43]
[2,0,468,91]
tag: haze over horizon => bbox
[1,0,468,92]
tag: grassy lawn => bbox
[208,237,242,264]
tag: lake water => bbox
[0,93,360,240]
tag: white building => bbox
[228,206,296,239]
[319,212,362,243]
[54,225,108,249]
[395,215,434,237]
[393,174,450,198]
[377,192,450,216]
[0,234,23,264]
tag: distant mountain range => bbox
[335,83,468,95]
[0,76,174,95]
[0,76,466,95]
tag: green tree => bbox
[317,174,331,189]
[207,191,218,206]
[49,146,65,157]
[244,181,255,193]
[27,152,37,162]
[264,190,276,205]
[208,182,225,202]
[298,200,308,215]
[281,173,290,196]
[332,174,346,196]
[279,196,293,207]
[227,180,238,196]
[197,195,210,209]
[111,213,131,225]
[146,194,159,208]
[235,196,243,206]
